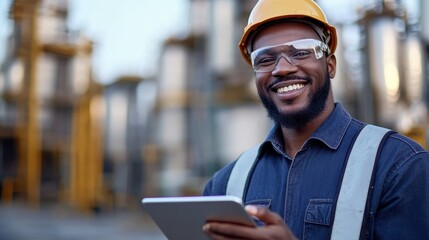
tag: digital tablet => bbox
[142,195,256,240]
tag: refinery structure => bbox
[0,0,428,212]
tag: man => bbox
[202,0,429,239]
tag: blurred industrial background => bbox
[0,0,428,239]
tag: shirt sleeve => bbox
[202,178,214,196]
[374,151,429,239]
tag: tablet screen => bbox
[142,195,256,240]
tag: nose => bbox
[271,56,297,75]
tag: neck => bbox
[281,102,335,158]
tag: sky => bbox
[0,0,419,85]
[0,0,11,66]
[0,0,189,84]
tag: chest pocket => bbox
[303,199,333,240]
[244,199,271,227]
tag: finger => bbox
[245,205,285,225]
[203,230,243,240]
[204,221,296,240]
[203,222,255,240]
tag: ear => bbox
[326,54,337,79]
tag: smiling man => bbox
[203,0,429,239]
[252,22,335,156]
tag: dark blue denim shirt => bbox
[203,103,429,240]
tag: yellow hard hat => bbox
[239,0,338,65]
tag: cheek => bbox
[255,74,269,92]
[255,78,264,89]
[306,63,328,85]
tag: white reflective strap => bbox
[331,125,390,240]
[226,146,259,199]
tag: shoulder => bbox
[381,131,428,162]
[203,159,236,196]
[386,132,427,153]
[376,130,429,186]
[382,131,428,164]
[349,119,426,157]
[347,119,428,178]
[203,145,262,196]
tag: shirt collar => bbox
[264,103,352,151]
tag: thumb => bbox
[245,205,285,225]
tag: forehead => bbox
[252,22,321,51]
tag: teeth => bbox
[277,84,305,93]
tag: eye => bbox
[291,50,312,59]
[255,56,276,66]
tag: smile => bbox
[277,83,305,93]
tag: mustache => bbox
[267,75,312,90]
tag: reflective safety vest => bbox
[226,124,391,240]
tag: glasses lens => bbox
[250,39,328,73]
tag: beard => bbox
[258,72,331,129]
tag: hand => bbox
[203,205,296,240]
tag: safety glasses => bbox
[250,39,330,73]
